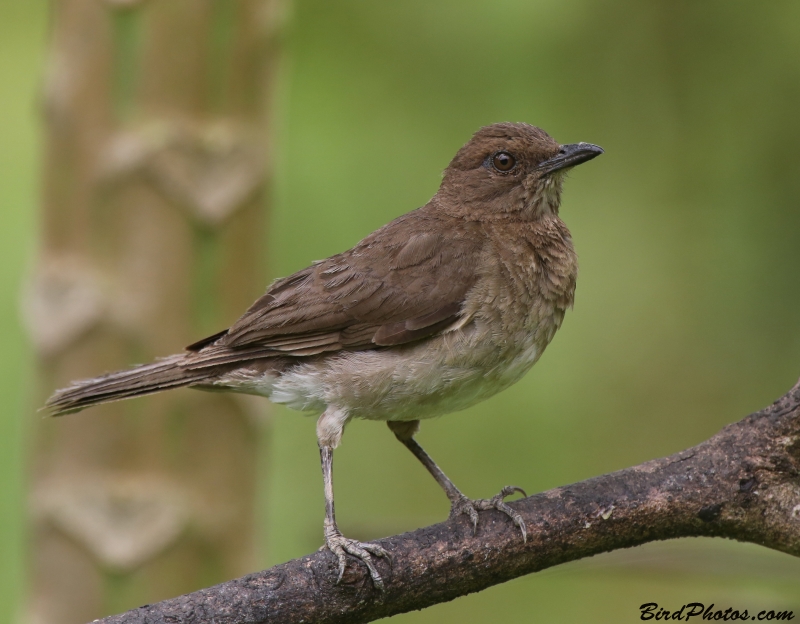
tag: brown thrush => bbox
[47,122,603,589]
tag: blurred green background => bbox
[3,0,800,622]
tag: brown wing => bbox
[185,209,485,368]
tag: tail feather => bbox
[45,355,213,416]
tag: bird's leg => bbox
[387,420,527,541]
[318,410,389,590]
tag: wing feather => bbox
[186,209,485,366]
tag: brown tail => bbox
[45,354,214,416]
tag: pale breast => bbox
[232,217,578,423]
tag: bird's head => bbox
[437,122,603,221]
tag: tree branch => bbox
[98,378,800,624]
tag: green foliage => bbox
[0,2,46,622]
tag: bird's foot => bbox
[450,485,527,542]
[324,523,391,590]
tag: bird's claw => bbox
[450,485,527,542]
[324,528,390,591]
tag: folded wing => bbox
[184,210,485,369]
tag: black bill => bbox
[537,142,604,175]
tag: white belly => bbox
[217,322,548,423]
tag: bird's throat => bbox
[526,172,565,219]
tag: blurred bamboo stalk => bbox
[25,1,282,621]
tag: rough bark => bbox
[26,1,281,621]
[92,377,800,624]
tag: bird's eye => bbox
[492,151,516,172]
